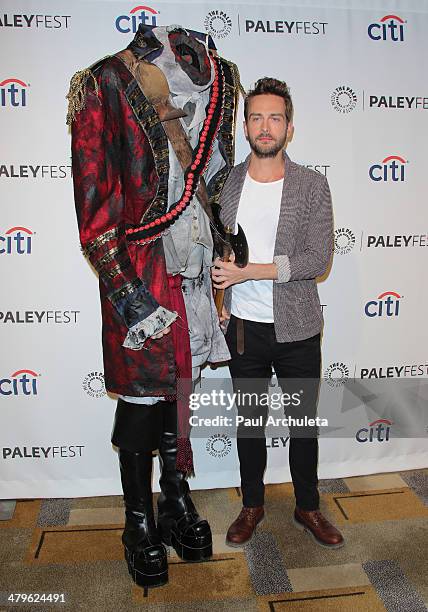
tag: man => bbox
[68,24,240,587]
[212,77,344,549]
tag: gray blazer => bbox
[219,150,333,342]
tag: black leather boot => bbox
[157,432,212,561]
[119,449,168,587]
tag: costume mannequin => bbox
[68,24,240,588]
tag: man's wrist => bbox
[246,262,278,281]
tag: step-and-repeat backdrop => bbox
[1,0,427,497]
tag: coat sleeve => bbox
[274,174,333,282]
[69,65,177,349]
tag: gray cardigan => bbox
[219,151,333,342]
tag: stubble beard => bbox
[248,133,287,159]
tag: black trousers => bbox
[226,315,321,511]
[111,399,177,452]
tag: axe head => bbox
[211,203,249,266]
[229,224,249,268]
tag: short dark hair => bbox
[244,77,293,123]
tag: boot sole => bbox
[170,533,213,561]
[225,515,265,548]
[125,548,169,587]
[159,524,213,561]
[292,517,345,549]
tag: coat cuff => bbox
[122,306,178,351]
[273,255,291,283]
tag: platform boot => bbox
[119,448,168,587]
[157,431,213,561]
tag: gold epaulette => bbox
[66,66,100,125]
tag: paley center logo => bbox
[356,419,392,443]
[115,5,159,33]
[369,155,407,182]
[206,433,232,458]
[0,369,39,396]
[368,15,405,42]
[364,291,402,317]
[82,371,106,398]
[0,78,28,107]
[334,228,356,255]
[204,10,232,39]
[331,86,357,114]
[324,362,350,387]
[0,227,33,254]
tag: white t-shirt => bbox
[231,173,283,322]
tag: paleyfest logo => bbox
[0,78,28,107]
[334,228,355,255]
[115,5,159,33]
[368,15,405,42]
[0,369,40,396]
[0,227,33,254]
[331,86,357,113]
[204,10,232,39]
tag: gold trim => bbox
[66,68,100,125]
[83,227,119,257]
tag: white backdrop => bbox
[1,0,427,497]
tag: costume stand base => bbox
[119,449,168,588]
[157,432,213,561]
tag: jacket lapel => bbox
[273,151,302,257]
[221,155,250,231]
[223,150,302,256]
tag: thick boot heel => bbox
[124,546,168,588]
[171,531,213,561]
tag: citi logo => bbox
[0,227,33,254]
[364,291,402,317]
[0,78,28,107]
[369,155,407,182]
[115,5,158,33]
[368,15,405,42]
[356,419,392,443]
[0,369,39,396]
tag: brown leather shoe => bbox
[293,507,344,548]
[225,506,264,547]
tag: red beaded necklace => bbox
[126,55,225,246]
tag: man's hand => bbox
[211,258,278,289]
[211,258,249,289]
[152,326,171,340]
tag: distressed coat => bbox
[69,26,239,396]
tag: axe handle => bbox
[214,239,232,316]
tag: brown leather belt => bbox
[236,317,245,355]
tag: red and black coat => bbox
[69,25,239,396]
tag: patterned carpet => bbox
[0,469,427,611]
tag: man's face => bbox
[244,94,292,158]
